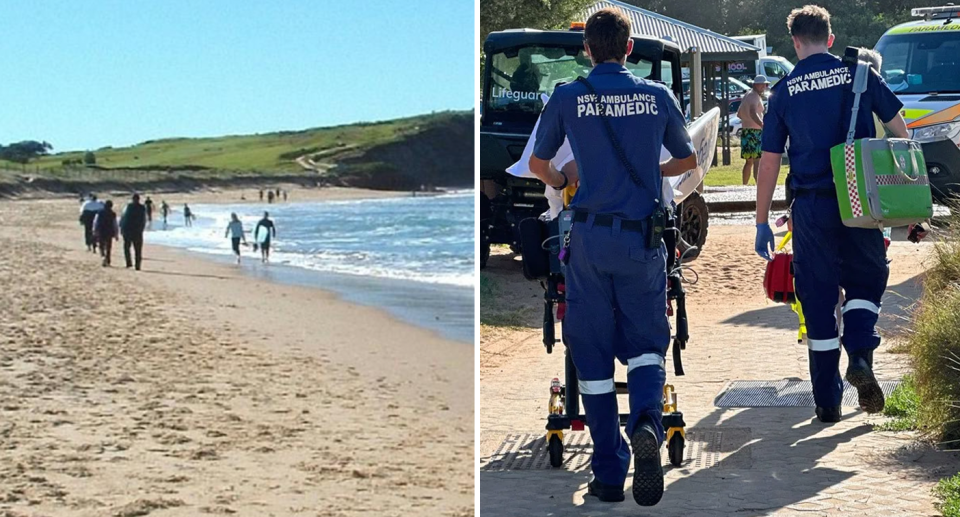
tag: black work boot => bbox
[586,477,625,502]
[846,351,884,413]
[816,406,842,423]
[631,421,664,506]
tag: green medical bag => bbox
[830,51,933,229]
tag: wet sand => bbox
[0,189,474,517]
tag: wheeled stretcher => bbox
[518,203,694,468]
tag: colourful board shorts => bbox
[741,128,762,159]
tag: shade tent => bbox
[585,0,761,164]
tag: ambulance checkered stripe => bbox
[844,144,863,218]
[875,174,929,186]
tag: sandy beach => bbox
[0,187,473,516]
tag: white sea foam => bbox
[149,191,474,288]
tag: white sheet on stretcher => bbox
[506,94,676,220]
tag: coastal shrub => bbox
[907,200,960,444]
[877,375,919,432]
[935,473,960,517]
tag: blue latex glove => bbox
[755,223,775,261]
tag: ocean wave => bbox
[151,193,474,289]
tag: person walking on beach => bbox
[225,213,247,264]
[144,196,154,227]
[259,189,264,201]
[737,75,769,185]
[282,190,287,202]
[79,194,104,252]
[267,190,275,204]
[160,200,170,229]
[120,194,147,271]
[183,204,195,227]
[254,211,276,264]
[93,200,119,267]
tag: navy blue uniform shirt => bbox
[762,53,903,190]
[534,62,694,220]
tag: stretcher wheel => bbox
[548,435,563,468]
[668,434,684,467]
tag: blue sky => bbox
[0,1,475,152]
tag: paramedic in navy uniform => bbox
[755,5,908,423]
[529,8,696,507]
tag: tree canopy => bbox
[0,141,53,164]
[620,0,935,61]
[481,0,595,44]
[480,0,934,62]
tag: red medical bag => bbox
[764,252,796,304]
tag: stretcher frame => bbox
[530,205,691,468]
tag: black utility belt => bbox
[573,212,648,231]
[573,210,665,249]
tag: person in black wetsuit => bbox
[254,211,276,264]
[144,196,154,227]
[160,200,170,229]
[93,200,119,267]
[120,194,148,270]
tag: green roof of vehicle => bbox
[884,17,960,35]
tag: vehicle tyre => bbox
[735,128,742,138]
[677,191,708,263]
[548,434,563,468]
[668,434,684,467]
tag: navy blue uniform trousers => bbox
[564,215,670,486]
[792,193,888,408]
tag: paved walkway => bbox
[479,228,959,516]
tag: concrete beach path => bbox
[479,225,959,516]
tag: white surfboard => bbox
[256,226,271,244]
[506,92,721,209]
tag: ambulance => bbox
[875,5,960,199]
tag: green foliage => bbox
[906,200,960,443]
[620,0,934,61]
[479,0,594,85]
[877,375,919,431]
[480,0,595,44]
[935,472,960,517]
[15,111,469,174]
[702,151,786,186]
[83,151,96,165]
[0,140,53,164]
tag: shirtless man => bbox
[737,75,769,184]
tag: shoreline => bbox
[160,243,474,343]
[144,186,474,343]
[0,194,474,515]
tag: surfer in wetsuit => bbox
[144,196,154,227]
[254,211,276,264]
[160,200,170,229]
[225,213,247,265]
[183,204,194,227]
